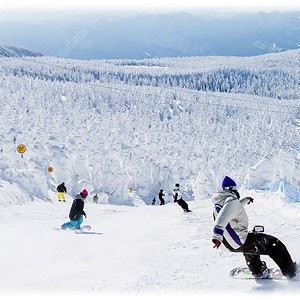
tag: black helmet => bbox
[175,183,180,187]
[160,189,163,191]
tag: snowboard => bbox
[55,225,91,232]
[230,266,284,280]
[74,225,91,233]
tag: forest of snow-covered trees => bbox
[1,49,300,99]
[1,49,300,204]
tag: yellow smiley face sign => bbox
[17,144,27,154]
[48,166,54,173]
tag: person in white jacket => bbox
[173,183,191,212]
[212,176,297,279]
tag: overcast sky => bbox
[1,0,300,11]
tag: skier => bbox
[173,183,191,212]
[152,197,156,205]
[61,189,88,229]
[159,189,165,205]
[56,182,67,202]
[212,176,297,279]
[93,194,99,203]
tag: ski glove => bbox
[212,239,221,249]
[247,197,254,204]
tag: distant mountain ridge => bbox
[0,11,299,59]
[0,44,43,57]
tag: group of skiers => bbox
[56,176,298,279]
[58,181,192,231]
[152,189,165,205]
[151,184,191,212]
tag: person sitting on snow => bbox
[61,189,88,229]
[212,176,297,279]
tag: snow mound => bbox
[0,179,33,206]
[128,191,147,207]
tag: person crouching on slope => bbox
[212,176,297,279]
[61,189,88,229]
[173,183,191,212]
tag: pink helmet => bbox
[81,189,88,198]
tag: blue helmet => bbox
[222,176,237,189]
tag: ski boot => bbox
[285,262,298,279]
[253,261,269,279]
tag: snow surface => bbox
[0,183,299,299]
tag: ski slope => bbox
[1,50,300,300]
[0,187,299,299]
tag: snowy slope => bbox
[0,185,299,296]
[0,48,300,297]
[1,50,300,205]
[0,44,43,57]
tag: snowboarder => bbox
[61,189,88,229]
[152,197,156,205]
[159,189,165,205]
[93,194,99,203]
[212,176,297,279]
[56,182,67,202]
[173,183,191,212]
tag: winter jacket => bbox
[173,187,182,202]
[69,194,86,221]
[57,183,67,193]
[212,189,251,250]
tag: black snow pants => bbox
[176,198,190,212]
[232,232,296,278]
